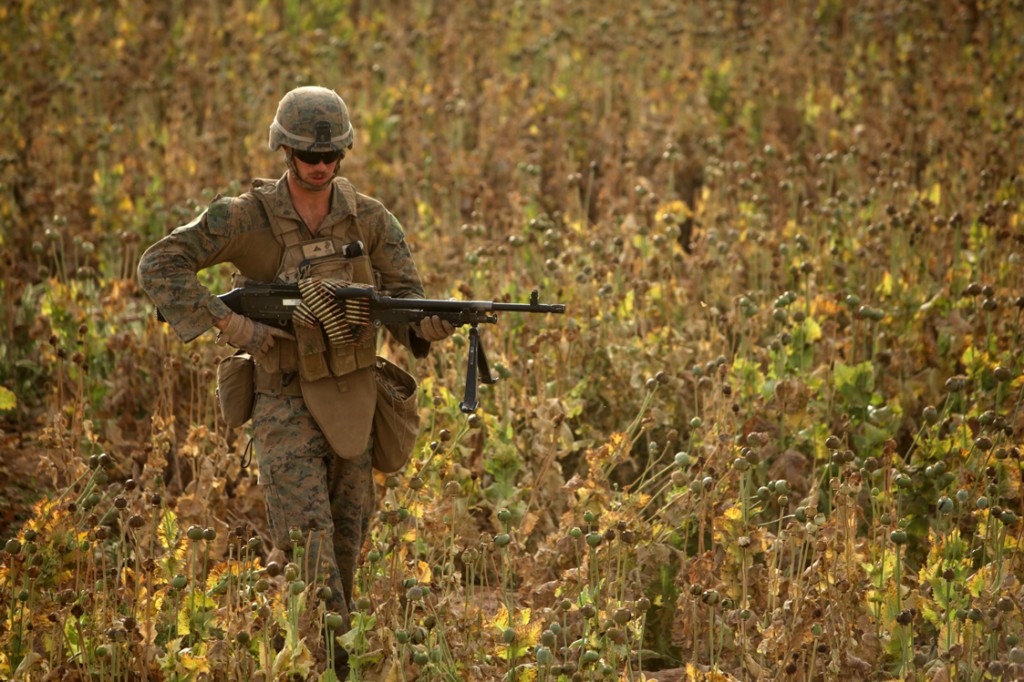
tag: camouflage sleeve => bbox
[373,212,425,299]
[365,209,430,357]
[137,198,246,342]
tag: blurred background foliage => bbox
[1,0,1023,679]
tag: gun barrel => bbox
[332,285,565,315]
[491,301,567,314]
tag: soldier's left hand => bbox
[415,315,455,342]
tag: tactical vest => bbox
[251,178,378,385]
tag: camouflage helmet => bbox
[268,86,354,152]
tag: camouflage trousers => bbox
[252,392,375,622]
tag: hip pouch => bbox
[217,351,255,428]
[372,356,420,473]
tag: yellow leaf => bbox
[517,617,542,648]
[206,558,260,592]
[417,560,432,585]
[158,509,179,551]
[876,271,894,296]
[800,316,822,343]
[517,668,537,682]
[803,87,823,123]
[0,386,15,410]
[416,200,433,224]
[619,289,635,316]
[684,663,741,681]
[657,199,691,221]
[120,566,135,587]
[627,491,651,509]
[408,500,425,519]
[489,604,510,630]
[960,345,988,371]
[118,194,134,213]
[179,647,211,674]
[966,563,994,597]
[177,590,217,635]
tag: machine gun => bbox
[184,281,566,413]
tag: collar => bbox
[255,173,359,226]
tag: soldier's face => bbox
[289,148,340,189]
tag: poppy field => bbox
[1,1,1023,680]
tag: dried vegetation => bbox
[1,1,1023,680]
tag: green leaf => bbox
[832,361,876,409]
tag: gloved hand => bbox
[216,312,294,361]
[414,315,456,342]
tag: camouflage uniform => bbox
[138,172,428,622]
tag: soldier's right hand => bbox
[216,311,294,360]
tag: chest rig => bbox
[251,178,378,383]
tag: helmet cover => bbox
[268,86,354,152]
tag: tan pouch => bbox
[372,356,420,473]
[294,324,330,381]
[301,368,375,459]
[217,352,255,428]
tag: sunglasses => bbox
[292,148,344,165]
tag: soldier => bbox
[138,85,453,672]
